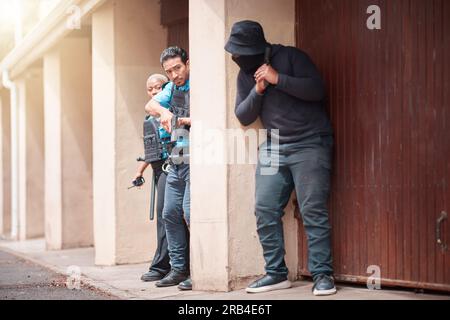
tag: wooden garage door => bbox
[295,0,450,291]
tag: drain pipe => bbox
[2,70,19,240]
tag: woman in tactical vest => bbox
[133,74,173,282]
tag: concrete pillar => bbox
[92,0,167,265]
[0,89,12,237]
[9,83,20,240]
[16,68,45,240]
[43,36,93,250]
[190,0,297,291]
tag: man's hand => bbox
[160,109,174,133]
[254,64,279,86]
[178,117,191,126]
[255,78,268,95]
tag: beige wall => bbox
[226,0,299,288]
[190,0,297,291]
[0,89,12,237]
[60,37,93,248]
[92,0,167,265]
[43,36,93,250]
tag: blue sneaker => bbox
[246,274,291,293]
[312,274,337,296]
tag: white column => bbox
[17,79,26,240]
[2,70,19,239]
[189,0,297,291]
[0,91,5,236]
[10,82,19,240]
[92,0,167,265]
[43,36,93,250]
[1,89,11,238]
[189,0,229,291]
[15,69,45,240]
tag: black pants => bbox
[148,161,189,274]
[148,161,170,274]
[255,135,334,279]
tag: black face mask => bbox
[232,54,265,74]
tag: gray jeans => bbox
[255,135,334,279]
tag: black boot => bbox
[155,270,189,287]
[178,277,192,290]
[140,270,167,282]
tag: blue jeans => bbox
[162,163,190,273]
[255,135,334,279]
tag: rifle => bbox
[130,114,169,221]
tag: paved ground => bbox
[0,239,449,300]
[0,250,117,300]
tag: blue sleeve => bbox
[153,82,173,109]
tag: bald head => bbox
[146,73,168,98]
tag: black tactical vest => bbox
[168,86,190,164]
[143,116,168,164]
[170,86,190,119]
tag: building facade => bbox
[0,0,449,292]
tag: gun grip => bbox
[264,46,271,65]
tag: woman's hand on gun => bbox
[134,172,143,181]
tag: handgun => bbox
[263,46,272,87]
[264,46,271,66]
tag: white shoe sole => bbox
[246,280,292,293]
[313,287,337,296]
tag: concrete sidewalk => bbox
[0,239,448,300]
[0,250,117,300]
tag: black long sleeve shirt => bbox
[234,44,333,144]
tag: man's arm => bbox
[275,48,325,102]
[234,71,264,126]
[145,83,175,133]
[145,99,170,117]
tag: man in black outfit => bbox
[225,20,337,296]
